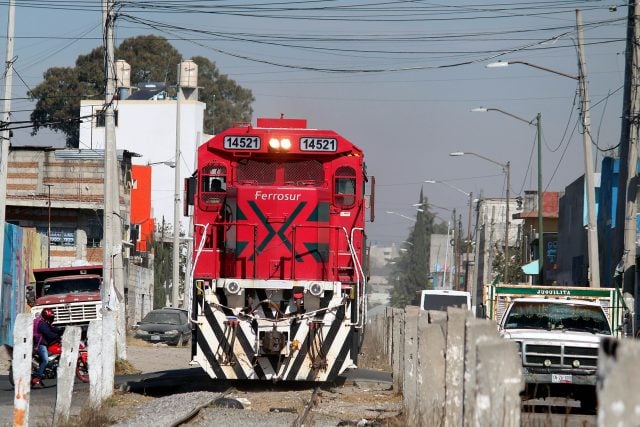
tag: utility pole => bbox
[457,213,463,290]
[444,220,451,288]
[505,161,510,284]
[576,9,601,287]
[100,0,120,400]
[536,114,544,284]
[173,69,182,308]
[617,2,640,295]
[452,208,458,289]
[0,0,15,306]
[465,192,473,292]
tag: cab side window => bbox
[202,176,226,193]
[201,164,227,205]
[335,166,356,208]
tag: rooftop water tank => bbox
[178,60,198,88]
[115,60,131,88]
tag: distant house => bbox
[5,146,134,266]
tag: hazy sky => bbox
[0,1,628,246]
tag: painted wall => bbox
[1,225,47,346]
[79,100,207,229]
[131,165,154,252]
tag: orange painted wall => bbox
[131,165,154,252]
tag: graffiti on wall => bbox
[1,225,47,346]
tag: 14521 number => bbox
[224,136,261,150]
[300,138,337,152]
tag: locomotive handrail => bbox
[350,227,367,329]
[342,226,360,327]
[191,223,210,321]
[343,226,366,328]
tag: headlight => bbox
[165,330,179,336]
[309,282,323,297]
[225,281,241,294]
[136,330,149,336]
[543,359,552,367]
[572,359,581,368]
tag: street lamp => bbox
[450,151,510,285]
[147,160,176,168]
[424,179,474,292]
[472,107,544,284]
[485,18,599,288]
[386,210,416,223]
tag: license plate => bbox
[150,335,160,341]
[552,374,572,384]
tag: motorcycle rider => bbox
[32,308,61,388]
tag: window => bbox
[87,218,103,248]
[48,228,76,246]
[202,176,226,193]
[201,164,227,204]
[95,110,119,127]
[334,166,356,208]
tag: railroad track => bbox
[291,386,320,427]
[169,387,235,427]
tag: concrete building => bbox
[556,173,601,286]
[5,147,134,266]
[369,243,399,270]
[79,81,208,230]
[471,197,523,312]
[513,191,561,285]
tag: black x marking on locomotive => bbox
[247,201,307,258]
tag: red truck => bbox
[30,265,103,329]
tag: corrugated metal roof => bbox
[54,149,141,160]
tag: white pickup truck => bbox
[499,297,611,386]
[484,284,621,388]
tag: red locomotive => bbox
[186,117,374,381]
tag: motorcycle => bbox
[6,341,89,386]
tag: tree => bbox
[491,242,523,284]
[152,218,171,308]
[28,35,254,147]
[389,188,439,307]
[193,56,254,134]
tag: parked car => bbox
[134,308,191,346]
